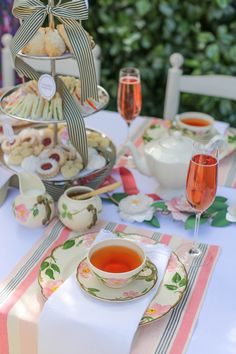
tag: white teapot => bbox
[126,131,226,198]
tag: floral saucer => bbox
[38,231,188,326]
[76,258,158,302]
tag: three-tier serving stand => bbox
[0,0,116,200]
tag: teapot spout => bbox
[124,141,151,176]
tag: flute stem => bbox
[189,212,202,256]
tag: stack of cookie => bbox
[1,127,108,180]
[1,127,83,179]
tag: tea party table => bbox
[1,110,236,354]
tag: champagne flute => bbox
[117,67,142,157]
[177,141,218,267]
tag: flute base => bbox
[175,242,211,269]
[189,247,201,256]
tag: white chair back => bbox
[1,33,102,87]
[163,52,236,120]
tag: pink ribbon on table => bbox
[147,193,161,201]
[117,167,161,200]
[100,167,161,199]
[99,175,118,187]
[119,167,140,195]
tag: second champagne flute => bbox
[177,141,218,267]
[117,67,142,154]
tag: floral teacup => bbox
[87,238,146,289]
[175,112,214,134]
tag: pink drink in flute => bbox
[117,67,142,159]
[118,73,141,126]
[176,141,218,267]
[187,154,218,213]
[186,145,218,259]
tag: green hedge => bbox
[86,0,236,126]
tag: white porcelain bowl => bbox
[175,112,215,134]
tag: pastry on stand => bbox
[0,0,115,200]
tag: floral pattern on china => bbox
[39,231,188,325]
[77,257,158,301]
[12,172,55,228]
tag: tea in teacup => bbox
[87,238,146,288]
[176,112,214,134]
[180,117,210,127]
[90,245,143,273]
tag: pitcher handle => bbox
[37,195,53,226]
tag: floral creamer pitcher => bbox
[12,172,55,228]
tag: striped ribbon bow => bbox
[11,0,98,103]
[9,0,103,166]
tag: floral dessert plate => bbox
[76,257,157,302]
[38,231,188,326]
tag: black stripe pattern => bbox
[56,77,88,165]
[9,0,101,166]
[155,243,208,354]
[11,0,98,102]
[0,220,64,305]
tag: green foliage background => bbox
[86,0,236,126]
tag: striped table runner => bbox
[117,117,236,188]
[0,218,220,354]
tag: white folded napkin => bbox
[38,230,171,354]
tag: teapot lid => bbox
[160,131,191,151]
[145,131,193,163]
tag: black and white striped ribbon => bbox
[56,77,88,165]
[11,0,98,103]
[10,56,88,165]
[9,0,103,165]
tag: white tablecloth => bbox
[1,111,236,354]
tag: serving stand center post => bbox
[49,0,58,146]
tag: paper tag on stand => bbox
[38,74,56,101]
[1,116,15,143]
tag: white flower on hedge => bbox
[226,204,236,222]
[118,194,155,222]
